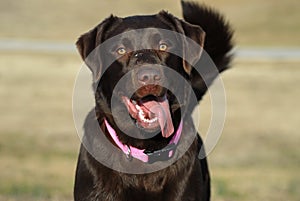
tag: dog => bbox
[74,1,233,200]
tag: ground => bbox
[0,0,299,200]
[0,53,299,201]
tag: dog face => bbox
[76,12,205,151]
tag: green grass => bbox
[0,52,299,200]
[0,0,299,46]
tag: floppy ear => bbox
[180,21,205,74]
[158,11,205,75]
[76,15,121,81]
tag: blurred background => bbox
[0,0,299,200]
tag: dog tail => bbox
[181,0,234,72]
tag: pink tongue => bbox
[141,97,174,138]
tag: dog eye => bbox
[159,43,168,51]
[117,47,126,55]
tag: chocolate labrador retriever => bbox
[74,1,233,200]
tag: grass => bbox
[0,52,79,201]
[200,59,300,200]
[0,52,299,200]
[0,0,299,200]
[0,0,299,46]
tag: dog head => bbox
[76,12,205,151]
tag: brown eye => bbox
[159,43,168,51]
[117,47,126,55]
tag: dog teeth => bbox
[138,110,158,123]
[135,104,141,110]
[132,100,157,124]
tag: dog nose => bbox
[137,67,161,84]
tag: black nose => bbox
[137,67,161,84]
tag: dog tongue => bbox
[140,97,174,138]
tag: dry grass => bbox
[204,59,300,200]
[0,52,79,200]
[0,52,299,200]
[0,0,299,46]
[0,0,299,200]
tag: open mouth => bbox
[122,94,174,138]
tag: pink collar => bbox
[104,119,183,164]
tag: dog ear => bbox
[179,21,205,74]
[158,11,205,75]
[76,27,97,61]
[76,15,121,81]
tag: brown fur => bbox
[74,1,233,201]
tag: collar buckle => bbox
[125,145,133,161]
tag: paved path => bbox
[1,38,300,60]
